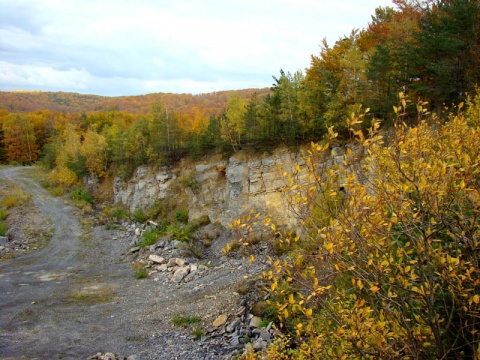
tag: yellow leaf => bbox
[271,224,276,231]
[305,308,313,317]
[358,298,365,307]
[289,293,295,304]
[249,255,255,262]
[283,308,289,319]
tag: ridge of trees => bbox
[0,88,270,115]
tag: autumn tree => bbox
[81,127,107,178]
[221,93,246,151]
[2,113,39,164]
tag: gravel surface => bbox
[0,167,269,360]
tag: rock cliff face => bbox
[113,148,303,228]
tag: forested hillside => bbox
[0,88,269,115]
[1,0,479,177]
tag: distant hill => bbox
[0,88,271,115]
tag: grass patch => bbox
[172,313,201,328]
[132,261,148,279]
[0,220,7,236]
[192,326,205,340]
[132,208,147,223]
[70,187,93,204]
[65,282,116,306]
[175,209,189,223]
[138,228,162,247]
[0,189,30,209]
[167,223,194,242]
[134,266,148,279]
[0,208,8,221]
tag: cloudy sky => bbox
[0,0,394,96]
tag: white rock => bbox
[148,255,165,264]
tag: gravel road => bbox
[0,167,247,360]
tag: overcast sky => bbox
[0,0,394,96]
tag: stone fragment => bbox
[170,266,190,283]
[175,258,185,266]
[226,318,241,333]
[253,339,268,351]
[104,353,116,360]
[129,246,140,254]
[148,254,165,264]
[212,314,228,327]
[0,236,8,245]
[249,316,262,328]
[156,264,168,272]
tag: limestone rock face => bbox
[113,148,302,228]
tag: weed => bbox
[172,313,201,327]
[70,187,93,204]
[110,207,129,220]
[138,228,161,247]
[134,266,148,279]
[192,326,205,340]
[167,223,194,242]
[190,215,211,231]
[0,220,7,236]
[202,232,213,248]
[175,209,189,223]
[105,222,118,230]
[132,208,147,223]
[0,208,8,221]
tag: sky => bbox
[0,0,395,96]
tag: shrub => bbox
[243,103,480,359]
[48,166,78,187]
[132,208,147,223]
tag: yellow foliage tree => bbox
[81,128,107,178]
[244,98,480,359]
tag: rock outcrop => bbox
[114,148,303,228]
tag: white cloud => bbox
[0,0,395,95]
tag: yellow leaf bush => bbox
[243,98,480,359]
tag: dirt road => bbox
[0,167,242,359]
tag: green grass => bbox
[172,313,201,328]
[70,187,93,204]
[134,266,148,279]
[0,220,7,236]
[138,228,162,247]
[192,326,205,340]
[132,208,147,223]
[0,208,8,221]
